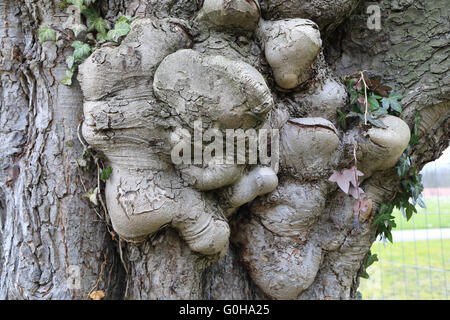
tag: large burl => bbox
[234,114,411,299]
[78,0,413,300]
[78,17,277,256]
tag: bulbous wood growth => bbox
[78,0,410,299]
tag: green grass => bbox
[392,197,450,231]
[359,240,449,299]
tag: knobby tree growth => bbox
[0,0,448,299]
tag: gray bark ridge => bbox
[0,0,124,299]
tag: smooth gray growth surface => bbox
[0,0,448,300]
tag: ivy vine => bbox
[372,113,425,243]
[336,72,426,279]
[338,71,403,129]
[38,0,133,85]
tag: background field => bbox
[359,145,450,300]
[392,197,450,230]
[360,196,449,299]
[359,239,449,299]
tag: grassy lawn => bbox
[359,240,449,299]
[392,197,450,230]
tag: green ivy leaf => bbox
[116,15,132,24]
[72,41,91,61]
[113,21,132,36]
[66,55,75,70]
[381,91,403,113]
[360,270,369,279]
[60,69,74,86]
[337,109,348,130]
[385,229,393,243]
[367,114,386,128]
[38,27,57,43]
[88,17,108,37]
[368,94,380,111]
[365,253,378,268]
[107,21,131,42]
[96,32,107,43]
[405,205,416,221]
[100,167,112,181]
[349,90,359,105]
[81,6,100,24]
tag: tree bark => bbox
[0,0,448,300]
[0,0,124,299]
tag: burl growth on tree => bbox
[78,0,410,299]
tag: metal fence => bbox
[359,148,450,300]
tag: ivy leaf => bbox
[60,69,74,86]
[337,109,348,130]
[96,32,107,43]
[85,187,99,206]
[349,89,359,105]
[372,108,388,118]
[114,21,132,36]
[367,77,392,97]
[381,91,403,113]
[385,229,393,243]
[100,167,112,181]
[116,15,132,24]
[368,94,380,111]
[360,270,369,279]
[365,253,378,268]
[38,26,57,42]
[72,41,91,61]
[417,195,426,209]
[81,6,100,24]
[66,56,75,70]
[366,114,387,129]
[329,166,364,195]
[397,154,411,177]
[107,21,131,42]
[372,213,388,227]
[405,204,416,221]
[88,17,108,37]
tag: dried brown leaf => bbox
[89,290,105,300]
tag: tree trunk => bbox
[0,0,448,300]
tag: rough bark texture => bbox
[0,0,124,299]
[0,0,448,300]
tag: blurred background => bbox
[359,147,450,300]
